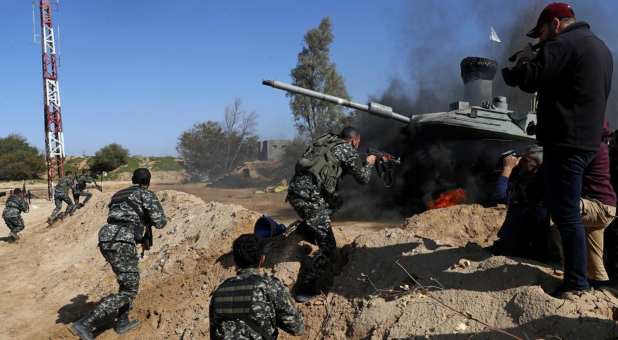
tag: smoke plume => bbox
[337,0,618,219]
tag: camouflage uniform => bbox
[287,139,372,294]
[3,194,29,233]
[73,174,94,206]
[79,185,167,328]
[209,268,304,340]
[50,175,76,220]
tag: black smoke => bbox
[337,0,618,219]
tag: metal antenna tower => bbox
[39,0,65,199]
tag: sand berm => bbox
[1,190,617,339]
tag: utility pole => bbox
[39,0,65,199]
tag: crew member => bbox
[502,2,613,297]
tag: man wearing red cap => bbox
[502,3,613,297]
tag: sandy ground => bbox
[1,181,618,340]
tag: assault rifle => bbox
[92,176,103,192]
[22,181,31,205]
[366,148,401,188]
[140,225,153,258]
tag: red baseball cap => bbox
[527,2,575,38]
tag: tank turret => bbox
[262,56,536,142]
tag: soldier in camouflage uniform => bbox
[287,126,376,302]
[2,188,29,240]
[70,168,167,340]
[73,171,96,209]
[210,234,304,340]
[48,171,76,224]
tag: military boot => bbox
[69,317,95,340]
[9,231,20,241]
[114,311,140,335]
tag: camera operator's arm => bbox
[492,155,520,204]
[502,40,568,93]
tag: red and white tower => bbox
[39,0,65,199]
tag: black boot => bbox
[114,310,141,335]
[69,317,95,340]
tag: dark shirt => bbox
[502,22,613,151]
[492,175,509,205]
[583,142,617,207]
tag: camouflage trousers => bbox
[84,241,140,327]
[3,215,25,233]
[73,191,93,205]
[51,193,75,220]
[288,195,336,294]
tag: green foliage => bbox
[290,17,351,138]
[64,157,87,174]
[0,134,46,180]
[177,99,259,181]
[151,157,183,171]
[89,143,130,173]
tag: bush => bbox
[152,157,183,171]
[0,134,46,180]
[89,143,129,173]
[178,99,259,181]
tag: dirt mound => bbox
[404,204,507,247]
[3,191,618,340]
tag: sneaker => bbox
[552,284,593,300]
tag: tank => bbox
[262,56,537,143]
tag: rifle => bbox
[366,148,401,188]
[22,181,31,205]
[140,225,153,258]
[92,177,103,192]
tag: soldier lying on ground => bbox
[210,234,304,340]
[2,188,29,241]
[287,126,377,302]
[70,168,167,340]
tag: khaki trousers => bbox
[552,198,616,281]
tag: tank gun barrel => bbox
[262,80,411,124]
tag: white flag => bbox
[490,26,502,43]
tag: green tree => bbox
[89,143,130,172]
[177,99,259,181]
[0,134,46,180]
[290,17,351,138]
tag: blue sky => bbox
[1,1,617,156]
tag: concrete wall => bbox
[259,140,291,161]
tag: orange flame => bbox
[427,188,466,210]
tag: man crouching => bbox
[210,234,304,339]
[70,168,167,339]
